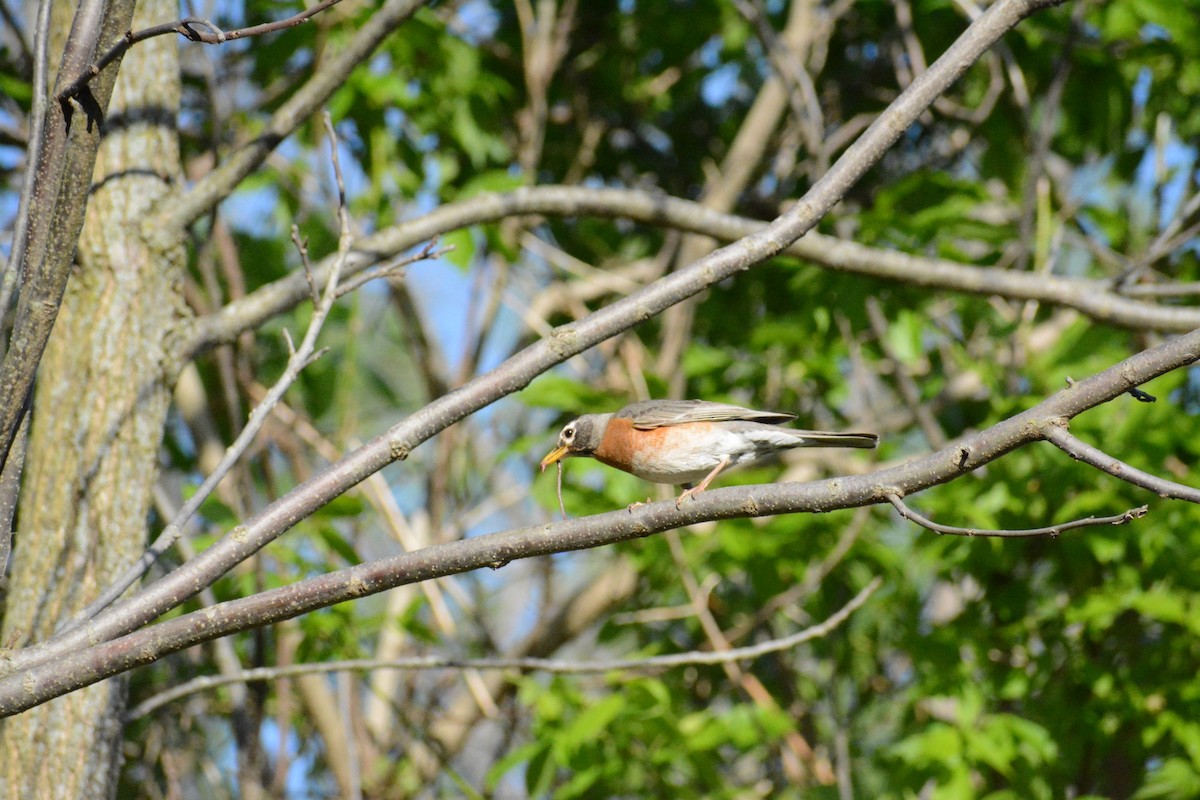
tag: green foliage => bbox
[489,676,799,798]
[2,0,1196,796]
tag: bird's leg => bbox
[676,456,730,508]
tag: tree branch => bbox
[186,183,1200,357]
[0,0,137,474]
[145,0,427,245]
[887,493,1147,538]
[54,1,346,107]
[1044,427,1200,503]
[4,317,1198,714]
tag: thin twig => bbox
[1045,427,1200,503]
[292,225,319,307]
[55,1,345,104]
[124,576,882,720]
[334,243,449,299]
[888,493,1147,538]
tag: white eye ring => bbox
[563,425,575,441]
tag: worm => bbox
[556,460,567,520]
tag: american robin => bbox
[540,399,878,507]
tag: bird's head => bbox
[539,414,607,471]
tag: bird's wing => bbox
[618,400,796,429]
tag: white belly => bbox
[628,427,801,485]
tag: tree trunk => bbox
[0,0,184,795]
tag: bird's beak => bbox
[540,444,570,472]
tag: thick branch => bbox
[3,320,1198,713]
[0,0,1065,681]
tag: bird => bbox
[540,399,878,508]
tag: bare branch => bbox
[3,316,1199,713]
[1045,427,1200,504]
[187,185,1200,357]
[125,578,882,721]
[332,243,450,299]
[888,493,1147,538]
[55,2,346,106]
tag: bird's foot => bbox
[675,486,705,509]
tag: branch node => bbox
[547,326,578,356]
[388,440,410,462]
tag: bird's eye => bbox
[563,425,575,442]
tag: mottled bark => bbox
[0,0,185,796]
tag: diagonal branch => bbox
[0,0,1068,682]
[61,113,373,628]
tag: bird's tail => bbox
[794,431,879,449]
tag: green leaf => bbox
[440,228,477,270]
[557,694,627,754]
[1135,758,1200,799]
[316,525,360,565]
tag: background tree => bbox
[1,0,1199,798]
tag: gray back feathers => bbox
[616,400,795,429]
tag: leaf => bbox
[316,525,360,565]
[1135,758,1200,799]
[557,694,627,754]
[440,227,477,270]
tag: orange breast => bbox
[591,418,724,484]
[591,417,662,473]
